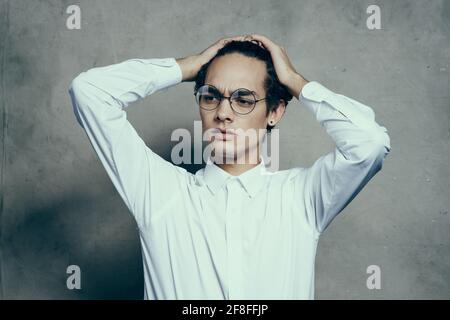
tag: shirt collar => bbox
[201,156,269,198]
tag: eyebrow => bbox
[208,84,260,98]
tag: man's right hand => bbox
[176,35,249,82]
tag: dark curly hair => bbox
[194,40,293,132]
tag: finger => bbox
[251,39,266,49]
[244,35,264,48]
[224,35,246,42]
[218,37,238,49]
[248,34,279,51]
[220,34,264,49]
[241,34,262,46]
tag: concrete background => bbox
[0,0,449,299]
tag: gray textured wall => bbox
[0,0,449,299]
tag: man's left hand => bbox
[244,34,309,99]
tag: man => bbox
[68,34,391,299]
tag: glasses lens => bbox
[231,89,256,114]
[196,85,220,110]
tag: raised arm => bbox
[244,33,391,235]
[68,57,186,227]
[298,82,391,234]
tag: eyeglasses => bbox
[194,84,268,115]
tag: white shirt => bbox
[68,57,391,300]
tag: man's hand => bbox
[244,34,309,99]
[176,35,249,82]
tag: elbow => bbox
[343,127,391,166]
[68,72,88,94]
[68,72,90,128]
[359,129,391,169]
[373,127,391,158]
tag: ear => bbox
[267,99,286,126]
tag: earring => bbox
[269,120,274,125]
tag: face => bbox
[199,53,283,164]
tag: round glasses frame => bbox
[193,84,268,115]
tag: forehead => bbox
[205,53,267,96]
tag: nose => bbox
[214,97,235,123]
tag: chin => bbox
[210,141,246,164]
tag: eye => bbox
[236,98,254,106]
[204,95,220,102]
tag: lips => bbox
[217,128,235,134]
[214,128,236,141]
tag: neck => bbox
[214,147,261,176]
[216,158,261,176]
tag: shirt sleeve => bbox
[68,57,187,228]
[296,81,391,235]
